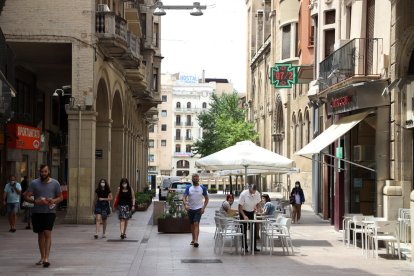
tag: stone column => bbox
[111,127,124,193]
[95,119,111,184]
[376,106,390,217]
[65,110,97,224]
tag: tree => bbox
[193,92,258,157]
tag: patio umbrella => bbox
[195,140,297,191]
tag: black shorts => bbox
[188,208,202,224]
[32,213,56,233]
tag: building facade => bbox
[246,0,313,201]
[149,73,234,186]
[0,0,161,223]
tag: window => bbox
[153,22,159,47]
[161,140,167,147]
[186,115,192,126]
[176,115,181,125]
[175,144,181,152]
[282,24,291,59]
[149,125,154,132]
[176,102,181,108]
[161,124,167,131]
[187,102,191,108]
[186,129,191,140]
[176,129,181,140]
[140,13,147,39]
[292,113,297,152]
[148,139,154,148]
[324,29,335,57]
[186,145,192,152]
[325,10,336,25]
[309,16,316,46]
[152,68,159,91]
[149,154,155,162]
[161,110,167,117]
[162,95,167,102]
[202,102,207,108]
[305,109,310,144]
[177,160,190,168]
[148,166,156,172]
[160,170,170,176]
[298,111,303,150]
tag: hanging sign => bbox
[269,63,298,88]
[7,124,41,150]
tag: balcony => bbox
[95,11,141,69]
[175,122,183,126]
[175,108,201,113]
[185,136,193,141]
[184,122,193,127]
[319,38,382,92]
[174,136,182,141]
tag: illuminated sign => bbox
[270,63,298,88]
[330,96,352,108]
[7,124,41,150]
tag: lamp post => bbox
[153,1,207,16]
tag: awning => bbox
[295,111,370,156]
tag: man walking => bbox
[238,184,261,252]
[183,173,209,248]
[24,165,62,268]
[3,175,22,232]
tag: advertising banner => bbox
[7,124,41,150]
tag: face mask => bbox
[122,183,128,188]
[100,182,105,187]
[295,185,299,188]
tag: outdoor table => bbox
[361,217,387,257]
[235,218,268,255]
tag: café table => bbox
[235,217,268,255]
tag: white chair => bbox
[265,217,294,255]
[349,215,371,249]
[367,220,400,259]
[215,217,244,255]
[342,213,362,246]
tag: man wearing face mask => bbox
[3,175,22,232]
[183,174,209,248]
[290,181,305,224]
[94,179,112,239]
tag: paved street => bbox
[1,194,414,276]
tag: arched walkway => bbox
[95,79,111,187]
[111,91,124,193]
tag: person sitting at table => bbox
[220,194,238,216]
[238,184,261,252]
[260,194,276,216]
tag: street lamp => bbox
[152,1,207,16]
[53,85,72,97]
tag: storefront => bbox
[296,80,389,230]
[6,123,41,181]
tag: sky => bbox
[160,0,247,92]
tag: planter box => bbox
[157,217,191,233]
[135,199,152,211]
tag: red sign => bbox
[330,96,352,108]
[7,124,41,150]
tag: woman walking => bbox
[290,181,305,224]
[114,178,135,239]
[94,179,112,239]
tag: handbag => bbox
[113,194,119,209]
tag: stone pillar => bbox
[95,119,111,184]
[65,110,97,224]
[411,191,414,261]
[123,127,129,178]
[376,106,390,217]
[111,127,124,193]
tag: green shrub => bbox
[135,192,152,204]
[208,188,218,194]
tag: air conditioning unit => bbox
[353,145,375,162]
[97,4,110,12]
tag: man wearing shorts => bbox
[24,165,62,268]
[3,175,22,232]
[182,174,209,248]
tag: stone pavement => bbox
[1,194,414,276]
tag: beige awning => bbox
[295,111,370,156]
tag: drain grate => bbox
[107,239,139,242]
[181,259,222,264]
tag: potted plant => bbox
[135,190,153,211]
[157,192,191,233]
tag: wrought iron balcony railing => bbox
[319,38,382,91]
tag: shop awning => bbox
[295,111,370,156]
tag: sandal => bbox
[190,241,194,245]
[194,242,199,248]
[94,234,98,239]
[43,261,50,268]
[36,260,43,265]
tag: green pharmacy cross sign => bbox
[270,63,298,88]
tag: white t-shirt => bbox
[184,185,208,210]
[238,189,261,212]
